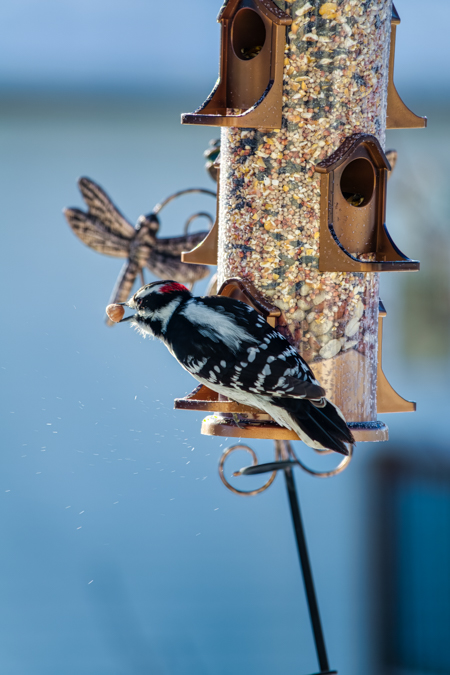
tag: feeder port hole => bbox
[232,8,266,61]
[340,157,376,208]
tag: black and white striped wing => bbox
[170,297,325,400]
[230,332,326,400]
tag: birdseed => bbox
[218,0,391,421]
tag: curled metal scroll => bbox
[219,440,353,496]
[219,444,280,496]
[153,187,216,215]
[184,212,214,234]
[287,440,353,478]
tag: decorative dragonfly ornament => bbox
[64,178,215,325]
[385,149,398,179]
[204,138,220,182]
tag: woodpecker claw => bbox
[232,413,245,429]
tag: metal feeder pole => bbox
[228,439,346,675]
[283,464,333,675]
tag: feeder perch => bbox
[181,0,291,130]
[314,133,420,273]
[386,5,427,130]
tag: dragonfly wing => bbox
[78,177,135,239]
[64,208,129,258]
[146,250,209,284]
[154,231,209,256]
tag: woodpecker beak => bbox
[119,302,135,321]
[118,300,137,322]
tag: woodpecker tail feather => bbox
[271,397,354,455]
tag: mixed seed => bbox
[218,0,391,420]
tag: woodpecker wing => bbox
[169,296,325,400]
[77,177,136,239]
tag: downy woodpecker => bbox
[110,280,354,455]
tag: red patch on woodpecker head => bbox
[159,282,189,294]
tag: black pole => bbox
[283,465,332,674]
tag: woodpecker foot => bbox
[232,413,245,429]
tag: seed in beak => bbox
[106,303,125,323]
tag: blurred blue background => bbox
[1,1,449,674]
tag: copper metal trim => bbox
[183,212,214,235]
[219,440,353,499]
[152,187,216,215]
[218,443,279,495]
[174,383,258,413]
[181,172,220,266]
[376,300,416,414]
[199,415,388,443]
[217,277,281,325]
[218,0,291,25]
[386,5,427,130]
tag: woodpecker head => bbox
[107,280,192,338]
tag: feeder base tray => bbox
[200,415,389,443]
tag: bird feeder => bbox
[182,0,292,130]
[146,4,428,673]
[177,0,425,445]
